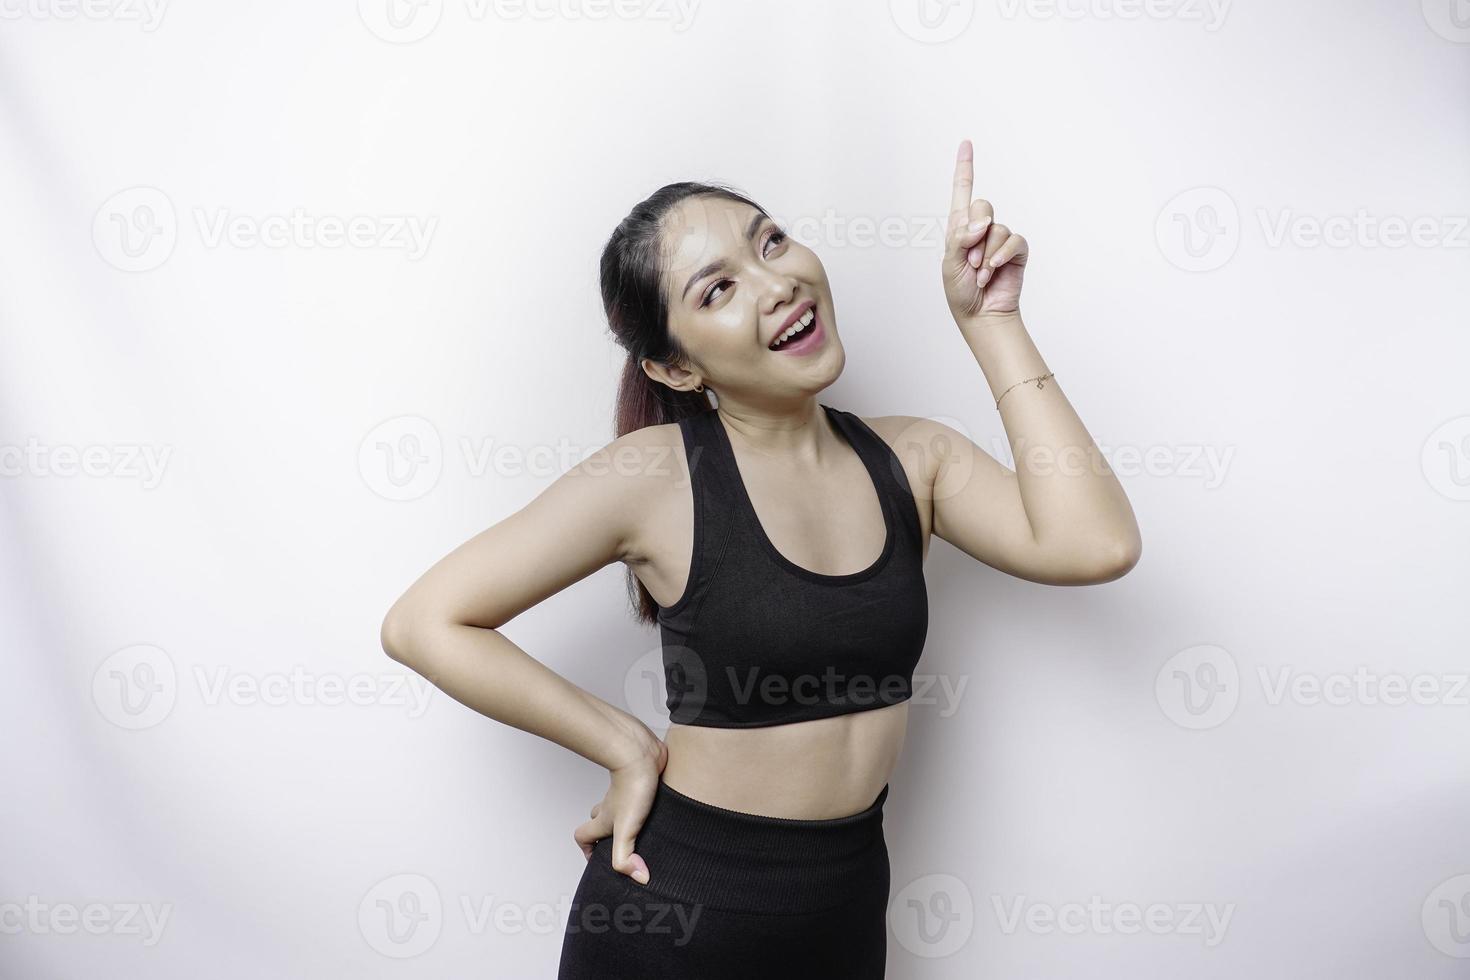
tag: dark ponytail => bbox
[600,180,767,624]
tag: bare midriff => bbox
[659,700,908,819]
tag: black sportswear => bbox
[556,777,892,979]
[655,403,928,728]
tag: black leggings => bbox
[557,778,892,979]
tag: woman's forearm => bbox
[956,309,1141,557]
[382,619,660,772]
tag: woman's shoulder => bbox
[848,411,951,497]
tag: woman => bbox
[380,139,1141,978]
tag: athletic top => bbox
[655,403,929,728]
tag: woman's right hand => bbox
[573,732,667,885]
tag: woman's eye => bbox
[698,231,787,307]
[700,280,729,307]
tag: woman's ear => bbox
[640,356,701,394]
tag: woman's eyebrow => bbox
[680,211,770,301]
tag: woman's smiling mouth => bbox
[768,307,824,354]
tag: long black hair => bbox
[601,181,768,624]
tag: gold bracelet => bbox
[995,371,1055,408]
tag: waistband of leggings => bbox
[630,779,890,913]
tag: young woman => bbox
[380,139,1141,978]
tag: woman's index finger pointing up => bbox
[950,138,974,228]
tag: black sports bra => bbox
[655,403,929,728]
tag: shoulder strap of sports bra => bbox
[663,410,740,617]
[677,408,741,507]
[822,404,923,545]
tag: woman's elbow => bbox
[1087,536,1142,583]
[380,602,429,665]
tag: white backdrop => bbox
[3,1,1467,976]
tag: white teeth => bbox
[771,308,816,348]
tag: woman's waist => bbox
[607,774,892,913]
[660,701,907,820]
